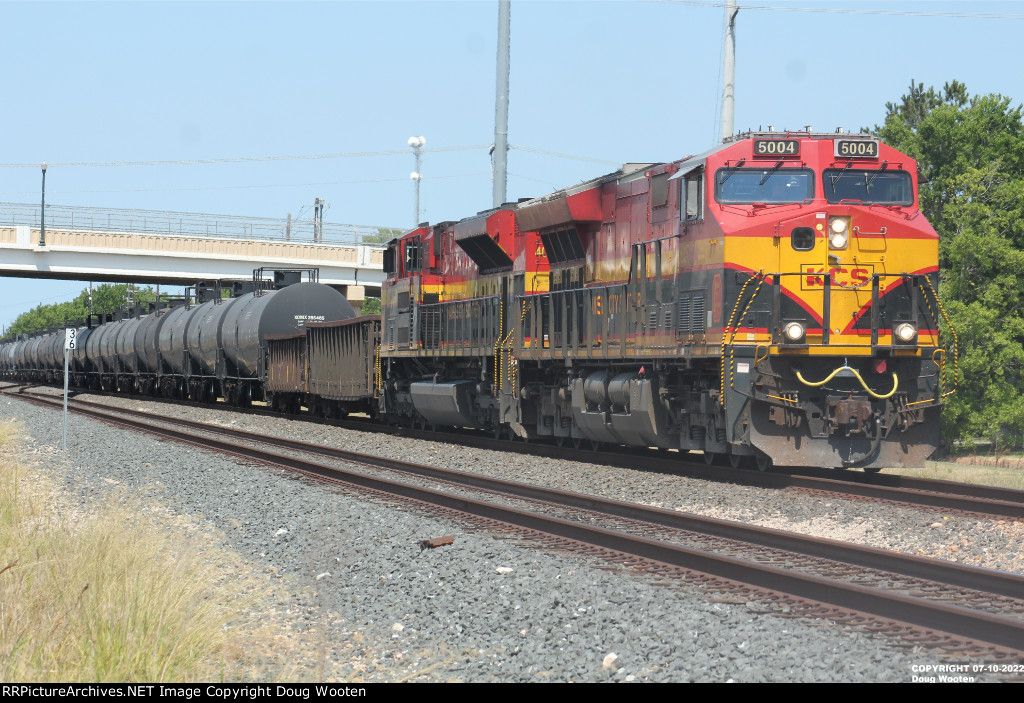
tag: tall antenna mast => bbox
[720,0,738,141]
[492,0,511,207]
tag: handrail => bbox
[0,201,400,247]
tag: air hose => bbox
[795,366,899,400]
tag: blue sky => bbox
[2,0,1023,331]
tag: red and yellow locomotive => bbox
[380,131,955,470]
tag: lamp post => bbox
[39,161,47,246]
[408,136,425,226]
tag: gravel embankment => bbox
[3,393,1016,682]
[61,390,1024,575]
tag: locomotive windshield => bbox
[714,168,814,204]
[823,169,913,205]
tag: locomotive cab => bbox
[705,132,949,469]
[491,132,951,469]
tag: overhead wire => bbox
[660,0,1024,20]
[0,145,492,169]
[509,144,621,166]
[0,143,621,180]
[0,293,84,310]
[0,172,493,196]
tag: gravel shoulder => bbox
[65,390,1024,575]
[3,393,1016,682]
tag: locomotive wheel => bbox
[555,436,566,448]
[863,466,883,474]
[755,453,773,472]
[728,453,748,469]
[702,451,716,465]
[572,437,585,450]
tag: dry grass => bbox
[895,458,1024,491]
[0,419,303,682]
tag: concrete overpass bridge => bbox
[0,203,399,304]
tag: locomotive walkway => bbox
[0,203,397,303]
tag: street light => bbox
[408,136,425,226]
[39,161,47,247]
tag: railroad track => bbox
[17,385,1024,520]
[7,387,1024,660]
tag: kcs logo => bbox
[800,264,873,289]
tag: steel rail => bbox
[9,384,1024,518]
[9,389,1024,653]
[26,390,1024,601]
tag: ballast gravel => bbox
[68,389,1024,575]
[3,394,1015,682]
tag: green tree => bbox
[360,297,381,315]
[360,227,403,246]
[878,81,1024,451]
[2,284,159,341]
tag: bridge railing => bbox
[0,202,401,248]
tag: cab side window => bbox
[404,236,422,274]
[680,171,703,221]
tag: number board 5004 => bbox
[753,140,799,156]
[834,140,879,158]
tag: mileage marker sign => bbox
[62,327,76,450]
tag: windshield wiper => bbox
[759,160,784,186]
[718,158,746,185]
[830,161,853,192]
[864,160,889,188]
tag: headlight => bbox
[894,323,917,343]
[783,321,806,343]
[829,217,850,249]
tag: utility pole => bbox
[408,136,425,226]
[492,0,511,208]
[313,198,325,242]
[720,0,738,142]
[286,212,292,241]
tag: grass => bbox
[895,456,1024,491]
[0,418,297,682]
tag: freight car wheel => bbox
[728,453,749,469]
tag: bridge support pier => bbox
[343,285,365,306]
